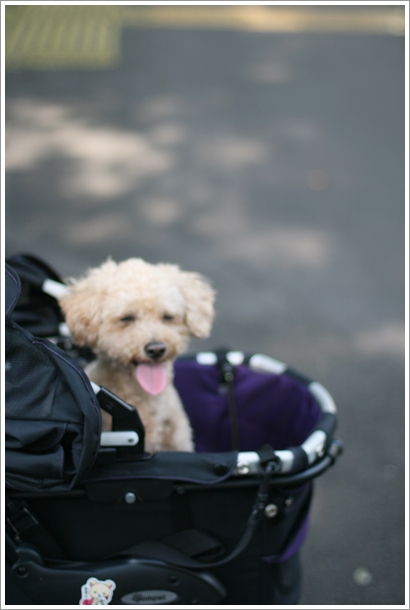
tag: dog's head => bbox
[59,258,215,369]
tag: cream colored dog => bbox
[59,258,215,453]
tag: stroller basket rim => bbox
[98,350,338,478]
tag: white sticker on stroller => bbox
[121,590,178,604]
[79,577,116,605]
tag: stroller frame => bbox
[5,257,342,605]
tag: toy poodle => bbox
[58,258,215,453]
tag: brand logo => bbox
[121,590,178,604]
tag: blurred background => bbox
[4,4,406,605]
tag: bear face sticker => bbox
[79,577,116,605]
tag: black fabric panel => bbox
[5,264,102,492]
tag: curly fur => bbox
[59,258,215,453]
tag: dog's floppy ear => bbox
[59,260,117,347]
[176,270,216,338]
[58,275,104,348]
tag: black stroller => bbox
[5,255,342,606]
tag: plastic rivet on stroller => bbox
[5,255,342,605]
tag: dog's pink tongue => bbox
[136,363,167,395]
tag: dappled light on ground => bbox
[6,99,175,198]
[6,97,338,271]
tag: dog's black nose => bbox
[144,342,167,360]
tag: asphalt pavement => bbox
[4,5,406,606]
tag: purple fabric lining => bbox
[174,360,322,453]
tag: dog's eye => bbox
[163,314,174,322]
[119,315,136,323]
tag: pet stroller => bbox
[5,255,342,606]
